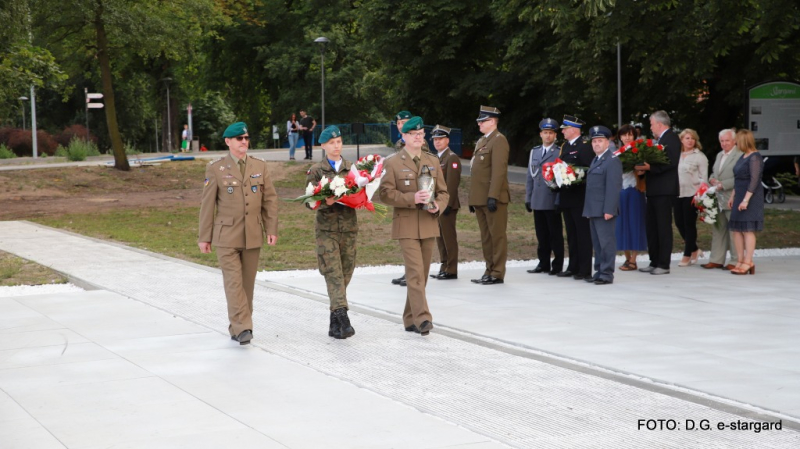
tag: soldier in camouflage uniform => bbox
[306,126,357,339]
[390,110,429,286]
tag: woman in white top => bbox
[674,128,709,266]
[287,113,299,160]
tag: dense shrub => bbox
[55,124,94,147]
[2,128,58,156]
[63,138,100,161]
[0,144,16,159]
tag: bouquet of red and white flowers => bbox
[614,138,670,173]
[287,154,387,216]
[692,182,720,227]
[542,158,587,190]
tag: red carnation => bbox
[636,139,644,144]
[657,144,664,150]
[632,147,639,154]
[646,139,653,146]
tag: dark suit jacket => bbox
[645,129,680,197]
[557,136,594,208]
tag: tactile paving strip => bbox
[1,221,798,448]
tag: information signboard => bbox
[746,81,800,155]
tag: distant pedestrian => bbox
[299,110,316,160]
[430,125,461,280]
[615,125,647,271]
[306,126,357,339]
[469,105,509,285]
[181,124,190,152]
[583,126,623,285]
[380,116,449,336]
[287,113,299,160]
[525,118,564,275]
[727,129,764,276]
[198,121,279,345]
[675,128,708,267]
[637,110,680,275]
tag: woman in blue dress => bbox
[727,129,764,275]
[615,124,647,270]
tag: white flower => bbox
[707,209,718,217]
[320,176,330,186]
[305,182,315,196]
[334,186,347,197]
[330,176,345,189]
[367,154,374,161]
[705,217,716,224]
[702,198,714,208]
[567,174,576,182]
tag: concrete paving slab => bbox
[0,291,502,449]
[1,221,799,447]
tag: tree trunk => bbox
[95,0,129,171]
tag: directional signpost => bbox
[85,88,104,138]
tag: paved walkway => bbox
[1,221,799,448]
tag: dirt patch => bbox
[0,250,67,286]
[0,160,302,220]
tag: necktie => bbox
[594,156,600,165]
[238,159,246,176]
[542,147,548,158]
[413,156,420,169]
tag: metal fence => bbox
[286,122,463,156]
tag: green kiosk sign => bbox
[747,81,800,155]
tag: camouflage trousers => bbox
[316,230,357,311]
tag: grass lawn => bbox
[8,160,797,272]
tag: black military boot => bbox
[328,311,339,337]
[332,308,355,339]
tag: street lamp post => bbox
[18,96,28,130]
[161,77,173,152]
[314,37,329,133]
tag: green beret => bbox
[401,116,424,133]
[318,125,342,144]
[223,122,248,138]
[395,110,412,121]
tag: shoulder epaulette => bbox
[581,136,590,143]
[385,152,398,160]
[208,157,224,165]
[249,156,267,162]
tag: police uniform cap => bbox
[560,115,585,129]
[401,116,424,133]
[431,124,451,138]
[223,122,248,138]
[395,110,412,121]
[318,125,342,144]
[589,125,612,139]
[539,118,559,131]
[476,105,501,122]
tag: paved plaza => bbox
[1,221,799,448]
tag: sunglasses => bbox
[234,135,251,142]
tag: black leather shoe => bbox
[392,275,405,285]
[235,329,253,345]
[573,273,588,280]
[556,271,574,278]
[405,324,418,332]
[594,278,613,285]
[471,275,490,284]
[430,271,445,279]
[436,273,458,280]
[480,276,504,285]
[526,266,546,274]
[419,320,434,336]
[549,270,561,276]
[584,276,597,283]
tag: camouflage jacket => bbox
[306,159,358,233]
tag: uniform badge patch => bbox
[452,163,458,169]
[250,173,262,178]
[219,166,225,171]
[251,186,257,193]
[227,186,234,194]
[204,178,209,186]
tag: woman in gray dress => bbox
[727,129,764,275]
